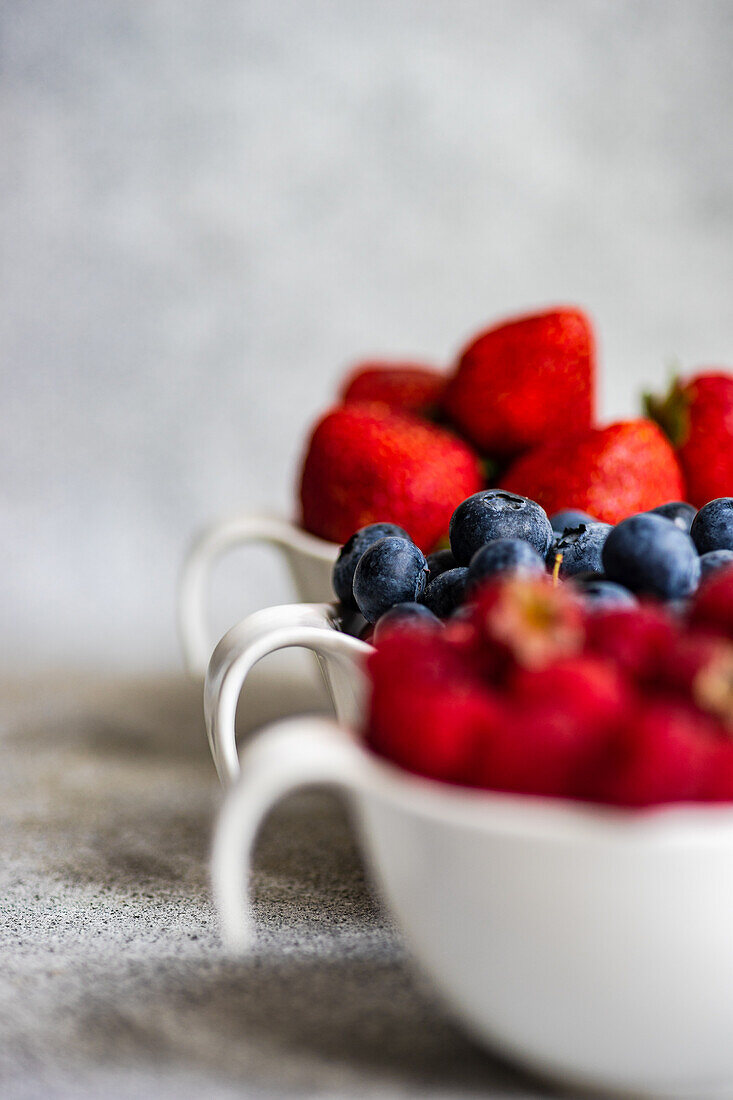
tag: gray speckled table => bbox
[0,665,558,1099]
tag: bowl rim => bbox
[358,741,733,845]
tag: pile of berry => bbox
[364,568,733,807]
[307,306,733,808]
[333,491,733,640]
[298,307,733,550]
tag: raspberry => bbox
[471,576,585,671]
[591,700,719,807]
[688,564,733,641]
[370,682,504,784]
[703,742,733,801]
[583,604,677,683]
[654,631,733,730]
[475,656,632,798]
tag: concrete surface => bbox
[0,668,560,1099]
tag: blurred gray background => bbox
[3,0,733,670]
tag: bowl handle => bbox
[212,716,369,951]
[204,602,371,785]
[178,513,338,676]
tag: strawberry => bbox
[299,403,483,550]
[443,307,595,456]
[688,564,733,642]
[645,371,733,508]
[340,362,445,418]
[498,419,685,524]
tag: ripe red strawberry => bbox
[498,419,685,524]
[645,371,733,508]
[299,403,482,550]
[688,564,733,641]
[584,604,677,683]
[592,700,719,807]
[366,626,503,782]
[443,307,595,456]
[340,362,445,417]
[475,657,633,798]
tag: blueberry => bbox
[332,522,410,608]
[550,508,597,534]
[373,601,440,642]
[699,549,733,581]
[549,522,612,579]
[422,566,469,618]
[426,548,457,583]
[691,498,733,554]
[602,513,701,600]
[449,490,553,565]
[648,501,697,533]
[336,608,369,638]
[353,537,429,622]
[574,578,638,610]
[467,537,546,593]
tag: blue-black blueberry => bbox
[449,490,553,565]
[602,513,700,600]
[549,522,612,579]
[549,508,597,534]
[699,549,733,581]
[421,566,469,618]
[648,501,697,533]
[573,578,638,610]
[467,537,545,593]
[333,522,410,608]
[426,548,457,583]
[690,498,733,554]
[352,536,429,622]
[373,601,441,642]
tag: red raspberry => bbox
[475,656,632,798]
[366,622,508,783]
[688,564,733,642]
[367,621,468,687]
[471,576,585,672]
[592,700,719,807]
[367,628,504,783]
[654,631,733,731]
[703,742,733,801]
[583,604,677,683]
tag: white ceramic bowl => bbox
[208,603,733,1098]
[178,512,338,676]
